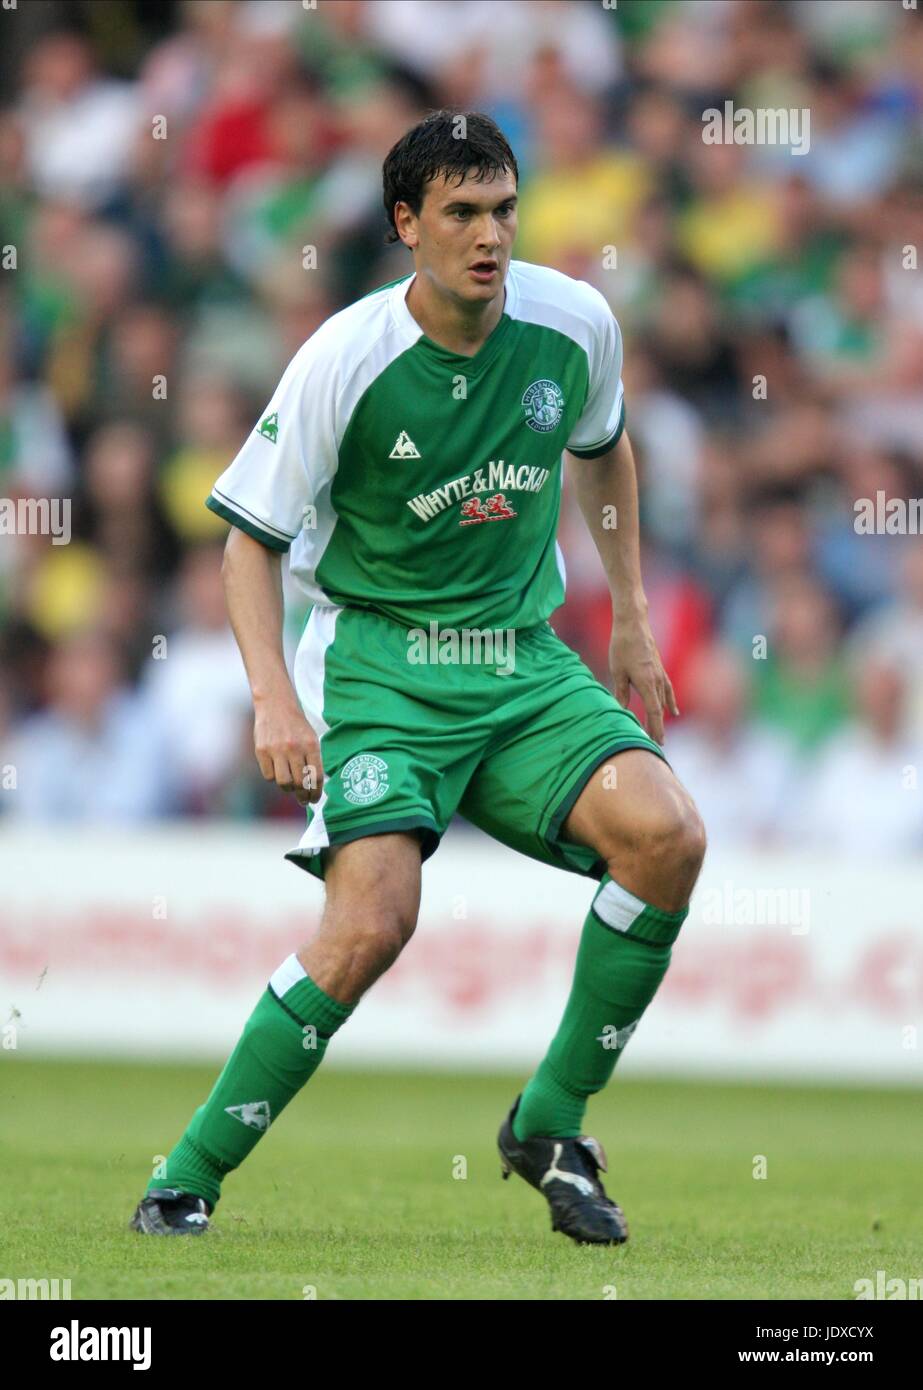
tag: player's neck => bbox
[405,272,505,357]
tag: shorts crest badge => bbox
[341,753,390,805]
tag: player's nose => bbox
[476,216,503,248]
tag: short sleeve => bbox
[206,337,337,553]
[565,296,626,459]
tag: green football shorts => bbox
[284,605,667,882]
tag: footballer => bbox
[130,110,706,1246]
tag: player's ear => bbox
[394,201,417,249]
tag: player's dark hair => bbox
[382,109,518,244]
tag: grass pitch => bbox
[2,1058,920,1300]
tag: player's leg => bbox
[513,749,706,1140]
[297,829,422,1003]
[564,748,705,909]
[132,600,489,1233]
[130,832,421,1233]
[458,621,705,1241]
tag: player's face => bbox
[401,168,518,303]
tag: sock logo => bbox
[225,1101,271,1132]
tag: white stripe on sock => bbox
[592,878,647,934]
[269,953,307,997]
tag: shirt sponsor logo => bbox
[459,494,516,525]
[406,460,550,523]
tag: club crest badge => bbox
[341,753,390,805]
[522,379,564,432]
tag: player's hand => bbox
[608,612,679,746]
[253,697,324,805]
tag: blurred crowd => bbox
[1,0,922,853]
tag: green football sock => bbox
[148,955,354,1208]
[513,874,688,1140]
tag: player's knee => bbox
[604,796,706,897]
[644,798,707,886]
[353,918,411,972]
[337,900,417,963]
[677,803,707,884]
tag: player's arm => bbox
[207,336,337,804]
[221,527,323,804]
[564,428,678,745]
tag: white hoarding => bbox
[1,824,921,1083]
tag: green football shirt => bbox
[206,259,626,631]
